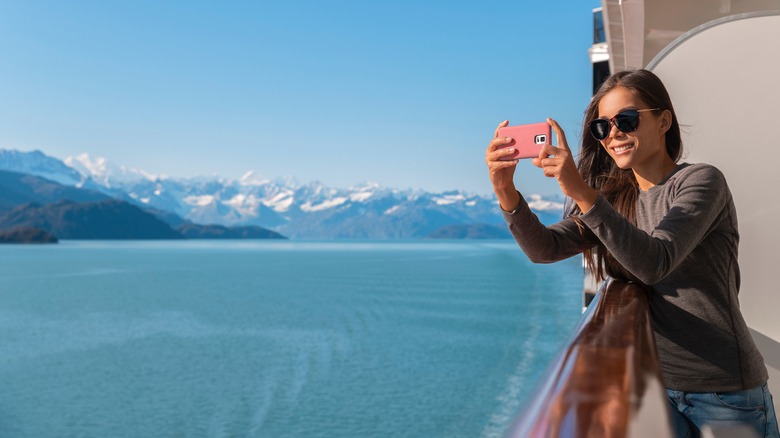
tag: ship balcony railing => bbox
[506,280,674,437]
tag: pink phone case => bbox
[496,122,551,160]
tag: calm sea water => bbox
[0,240,583,438]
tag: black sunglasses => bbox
[589,108,661,140]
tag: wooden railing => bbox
[506,280,674,437]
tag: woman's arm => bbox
[503,193,595,263]
[580,164,731,284]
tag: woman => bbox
[485,69,779,437]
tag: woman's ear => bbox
[660,110,672,134]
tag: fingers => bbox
[486,130,518,162]
[539,143,559,158]
[486,144,518,163]
[493,120,509,138]
[486,121,517,175]
[487,135,514,153]
[536,156,565,178]
[532,143,571,172]
[547,117,570,152]
[532,143,555,168]
[485,148,519,173]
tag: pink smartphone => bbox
[496,122,551,160]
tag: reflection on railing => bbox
[507,281,673,438]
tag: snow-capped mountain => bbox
[64,153,159,188]
[0,149,565,238]
[0,150,86,187]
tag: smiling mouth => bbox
[612,143,635,154]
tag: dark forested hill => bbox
[0,170,109,212]
[0,200,184,239]
[177,224,287,239]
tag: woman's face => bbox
[596,86,669,171]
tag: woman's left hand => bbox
[532,118,598,212]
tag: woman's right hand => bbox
[485,120,521,211]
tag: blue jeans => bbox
[667,383,780,437]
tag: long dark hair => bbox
[570,69,682,282]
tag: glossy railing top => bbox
[507,280,673,438]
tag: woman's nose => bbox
[609,123,626,140]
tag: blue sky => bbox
[0,1,599,196]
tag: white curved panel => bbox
[650,14,780,341]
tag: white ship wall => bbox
[648,12,780,396]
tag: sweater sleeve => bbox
[579,165,730,284]
[503,193,594,263]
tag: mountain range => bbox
[0,149,565,239]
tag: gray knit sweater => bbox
[503,163,767,392]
